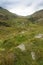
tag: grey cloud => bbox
[0,0,43,16]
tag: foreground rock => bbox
[35,34,43,38]
[31,51,36,60]
[17,44,26,51]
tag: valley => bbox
[0,7,43,65]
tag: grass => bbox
[0,23,43,65]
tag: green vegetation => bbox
[0,7,43,65]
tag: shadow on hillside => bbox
[0,22,10,27]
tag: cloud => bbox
[0,0,43,16]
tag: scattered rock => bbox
[35,34,43,38]
[31,51,35,60]
[17,44,26,51]
[21,31,25,34]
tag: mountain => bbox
[31,10,43,18]
[0,7,18,19]
[0,7,29,27]
[27,10,43,24]
[0,7,43,65]
[0,7,43,26]
[0,7,19,27]
[0,7,43,39]
[0,7,29,39]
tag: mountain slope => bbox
[0,7,43,39]
[0,7,29,39]
[0,7,18,27]
[0,7,18,19]
[27,10,43,24]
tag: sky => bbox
[0,0,43,16]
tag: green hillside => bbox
[0,7,43,65]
